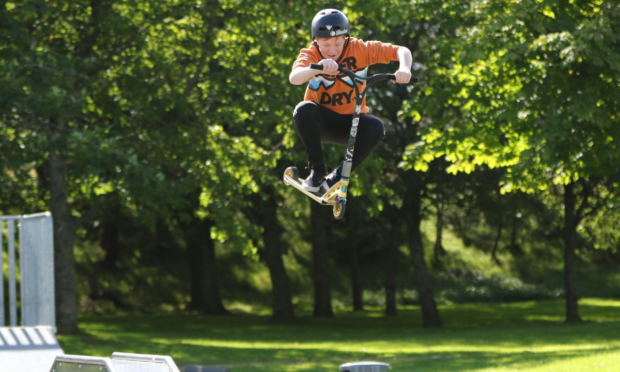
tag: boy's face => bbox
[315,36,346,61]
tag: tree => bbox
[1,0,144,332]
[244,186,295,323]
[404,0,620,322]
[1,0,262,329]
[310,202,334,317]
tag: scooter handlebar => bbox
[310,63,419,83]
[310,63,334,71]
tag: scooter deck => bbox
[283,175,335,205]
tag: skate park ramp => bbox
[50,352,181,372]
[0,326,64,372]
[340,361,391,372]
[1,213,63,371]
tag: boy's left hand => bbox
[392,67,412,84]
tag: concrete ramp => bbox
[1,213,64,371]
[340,361,391,372]
[0,326,64,372]
[50,352,181,372]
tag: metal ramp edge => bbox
[50,352,181,372]
[0,326,64,372]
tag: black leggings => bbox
[293,101,385,171]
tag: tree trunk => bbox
[348,241,363,311]
[384,218,399,316]
[508,214,523,257]
[563,182,582,323]
[491,224,502,266]
[187,218,228,315]
[405,187,442,328]
[101,200,122,270]
[260,187,295,323]
[433,197,446,268]
[243,187,295,323]
[310,202,333,317]
[49,149,79,334]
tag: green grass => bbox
[57,298,620,371]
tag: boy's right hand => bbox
[318,59,339,75]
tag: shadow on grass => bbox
[388,346,620,372]
[220,346,620,372]
[56,299,620,370]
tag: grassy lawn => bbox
[57,298,620,372]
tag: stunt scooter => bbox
[283,64,418,220]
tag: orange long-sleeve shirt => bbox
[292,38,400,115]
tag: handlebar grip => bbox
[310,63,324,70]
[387,75,420,83]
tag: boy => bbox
[290,8,412,192]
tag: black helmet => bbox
[311,9,350,39]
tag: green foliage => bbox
[404,0,620,192]
[2,0,619,318]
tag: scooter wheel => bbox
[283,167,299,187]
[333,198,346,220]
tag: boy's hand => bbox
[392,67,412,84]
[318,59,339,75]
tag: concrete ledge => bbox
[340,361,391,372]
[0,326,64,372]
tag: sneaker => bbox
[322,163,343,191]
[302,163,327,192]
